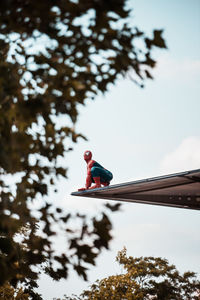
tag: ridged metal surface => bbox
[71,169,200,210]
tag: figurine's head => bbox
[84,150,92,162]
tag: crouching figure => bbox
[78,150,113,191]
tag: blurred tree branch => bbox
[0,0,166,297]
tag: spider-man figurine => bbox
[78,150,113,191]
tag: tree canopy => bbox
[0,281,29,300]
[0,0,166,297]
[66,248,200,300]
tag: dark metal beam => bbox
[71,169,200,210]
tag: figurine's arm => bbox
[78,175,91,192]
[78,160,95,191]
[85,174,92,189]
[85,160,95,189]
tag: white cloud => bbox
[160,136,200,174]
[153,54,200,81]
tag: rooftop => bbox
[71,169,200,210]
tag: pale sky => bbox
[37,0,200,298]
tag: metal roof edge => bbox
[71,168,200,196]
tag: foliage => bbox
[65,248,200,300]
[0,281,29,300]
[0,0,166,297]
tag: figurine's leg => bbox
[89,167,102,189]
[102,182,110,186]
[90,167,113,189]
[88,177,101,189]
[100,170,113,186]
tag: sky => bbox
[37,0,200,298]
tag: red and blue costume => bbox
[78,150,113,191]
